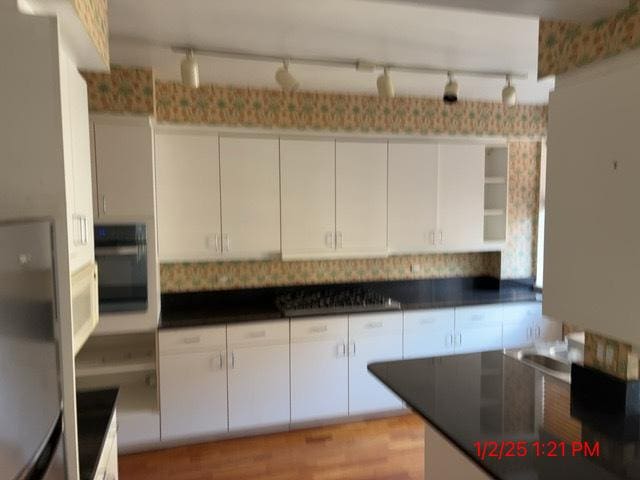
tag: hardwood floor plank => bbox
[119,414,424,480]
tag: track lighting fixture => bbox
[180,49,200,88]
[275,60,300,93]
[443,72,459,104]
[377,67,395,98]
[502,75,517,107]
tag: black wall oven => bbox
[94,224,148,313]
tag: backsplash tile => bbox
[584,332,639,380]
[160,252,500,293]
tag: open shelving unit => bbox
[75,332,160,452]
[483,146,509,245]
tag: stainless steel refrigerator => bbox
[0,220,65,479]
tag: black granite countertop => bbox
[77,388,119,480]
[369,352,640,480]
[160,277,540,329]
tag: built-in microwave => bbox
[94,224,148,314]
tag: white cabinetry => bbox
[60,46,94,273]
[403,309,455,359]
[453,305,503,354]
[438,145,485,251]
[219,136,280,259]
[335,141,388,257]
[155,132,221,262]
[388,143,439,253]
[502,302,561,348]
[348,312,403,415]
[159,327,228,441]
[291,316,349,423]
[91,116,155,218]
[280,139,337,259]
[227,321,290,431]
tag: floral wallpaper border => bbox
[155,81,547,138]
[70,0,109,67]
[538,2,640,78]
[82,66,155,114]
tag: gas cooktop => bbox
[276,288,401,317]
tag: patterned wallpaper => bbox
[500,142,540,279]
[160,253,500,293]
[69,0,109,67]
[82,66,155,114]
[538,2,640,78]
[155,81,547,137]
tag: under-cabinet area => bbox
[154,128,509,263]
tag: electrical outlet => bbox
[410,264,421,273]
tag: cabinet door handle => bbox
[102,195,107,214]
[82,216,88,245]
[336,231,343,248]
[348,341,356,357]
[439,231,443,245]
[337,343,346,358]
[325,231,334,249]
[457,332,462,346]
[231,352,236,369]
[219,352,225,369]
[429,231,435,245]
[535,325,541,338]
[222,234,230,252]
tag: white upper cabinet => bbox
[388,143,439,253]
[92,116,155,219]
[155,132,221,262]
[219,136,280,259]
[438,144,485,251]
[280,139,336,259]
[335,141,388,257]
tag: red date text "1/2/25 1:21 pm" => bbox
[473,441,600,460]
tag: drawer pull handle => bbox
[245,330,267,339]
[309,325,328,333]
[182,336,201,344]
[365,321,384,329]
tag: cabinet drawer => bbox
[227,320,289,347]
[291,316,348,342]
[454,305,503,330]
[403,309,454,331]
[502,302,542,324]
[349,312,403,337]
[159,326,226,354]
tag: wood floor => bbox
[119,414,424,480]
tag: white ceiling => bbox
[108,0,562,104]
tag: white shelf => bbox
[484,209,505,216]
[76,359,156,378]
[484,176,506,184]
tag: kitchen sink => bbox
[520,353,571,374]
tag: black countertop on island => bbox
[369,352,640,480]
[160,276,540,329]
[76,388,118,480]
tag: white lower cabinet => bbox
[227,321,290,431]
[403,309,455,359]
[453,305,503,354]
[159,327,228,441]
[348,312,404,415]
[291,316,349,423]
[502,302,562,349]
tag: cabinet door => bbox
[93,119,154,218]
[219,136,280,259]
[280,139,336,259]
[159,350,228,441]
[438,145,485,251]
[228,343,290,431]
[155,132,221,262]
[502,303,538,349]
[454,305,503,354]
[335,141,388,256]
[291,339,348,422]
[388,143,439,253]
[403,309,455,359]
[349,313,403,415]
[534,316,562,343]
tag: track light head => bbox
[275,60,299,93]
[181,49,200,89]
[502,75,517,107]
[443,72,459,104]
[377,67,395,99]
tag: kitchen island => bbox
[369,352,637,480]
